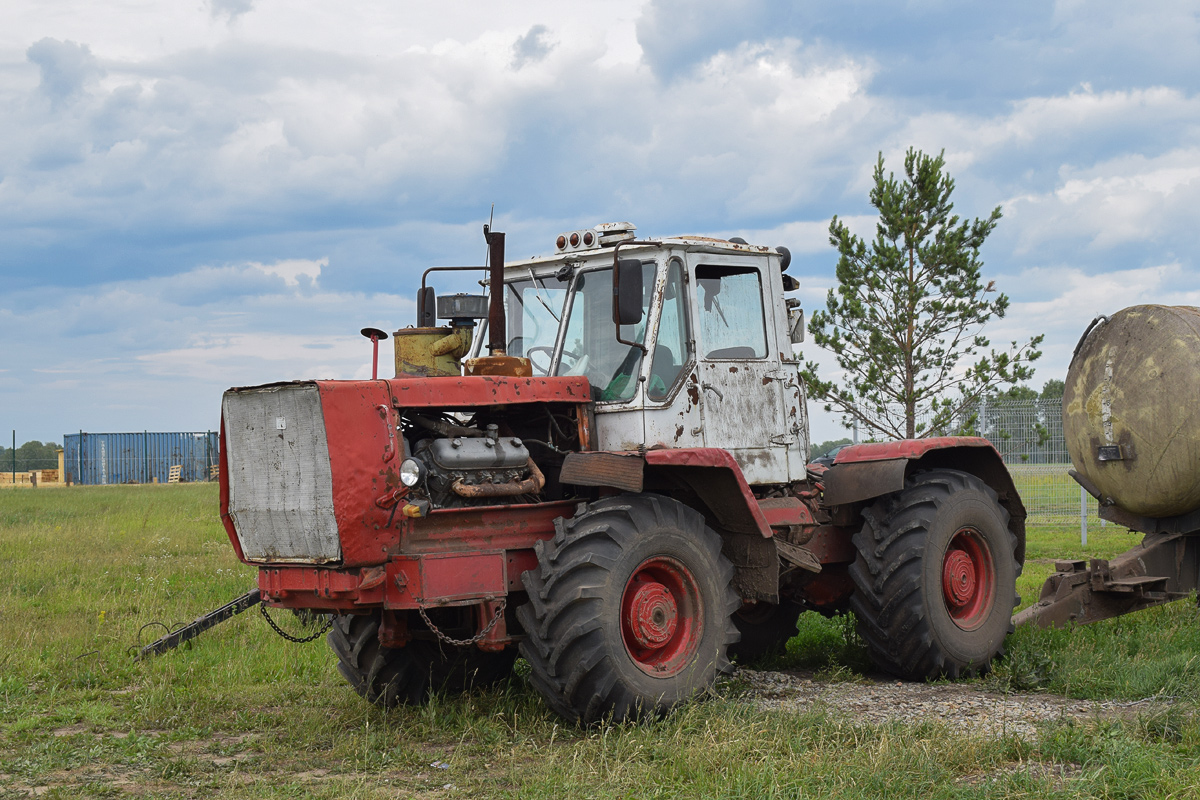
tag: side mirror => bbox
[788,306,805,344]
[614,258,644,326]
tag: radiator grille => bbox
[222,384,341,563]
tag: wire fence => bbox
[0,402,1116,529]
[913,397,1105,530]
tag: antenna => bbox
[483,203,495,267]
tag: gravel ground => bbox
[732,668,1171,741]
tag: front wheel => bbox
[517,494,740,724]
[327,611,515,707]
[848,469,1019,680]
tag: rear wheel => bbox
[848,469,1019,680]
[517,493,740,724]
[328,611,515,707]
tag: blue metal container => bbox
[63,431,220,485]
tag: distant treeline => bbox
[0,440,63,471]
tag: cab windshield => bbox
[504,263,653,402]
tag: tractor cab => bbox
[464,225,810,484]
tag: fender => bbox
[561,447,808,604]
[822,436,1027,563]
[561,447,786,537]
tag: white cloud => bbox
[209,0,255,24]
[0,259,415,440]
[250,257,324,287]
[1006,148,1200,253]
[2,0,1199,447]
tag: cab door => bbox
[690,258,794,485]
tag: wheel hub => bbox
[941,526,996,631]
[942,550,977,608]
[620,556,703,676]
[627,583,678,648]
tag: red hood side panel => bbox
[316,380,402,566]
[218,415,247,563]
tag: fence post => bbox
[1080,486,1088,546]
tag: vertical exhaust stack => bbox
[465,226,533,377]
[487,228,507,356]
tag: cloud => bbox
[0,256,416,440]
[0,31,883,292]
[209,0,255,24]
[1004,147,1200,256]
[25,38,104,104]
[512,25,555,69]
[2,0,1200,447]
[250,257,325,288]
[636,0,778,79]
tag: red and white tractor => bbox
[217,223,1025,723]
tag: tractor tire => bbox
[327,612,516,708]
[848,469,1019,681]
[517,493,740,724]
[728,600,802,663]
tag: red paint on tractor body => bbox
[832,436,997,464]
[222,375,1016,626]
[385,374,590,407]
[756,496,816,528]
[217,417,246,564]
[644,448,774,537]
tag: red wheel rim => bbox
[620,556,703,676]
[941,526,995,631]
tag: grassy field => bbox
[2,485,1199,798]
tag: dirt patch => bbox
[734,667,1168,741]
[50,724,87,737]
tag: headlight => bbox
[400,458,425,487]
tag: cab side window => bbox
[648,258,689,401]
[695,265,767,358]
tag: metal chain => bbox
[259,604,332,643]
[416,599,506,647]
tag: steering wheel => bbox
[526,346,554,375]
[527,345,582,375]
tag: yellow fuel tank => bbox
[1064,304,1200,517]
[392,327,471,377]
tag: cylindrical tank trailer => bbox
[1064,305,1200,518]
[1017,304,1200,629]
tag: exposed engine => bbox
[399,410,572,509]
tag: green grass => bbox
[3,485,1200,798]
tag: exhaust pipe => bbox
[486,227,506,355]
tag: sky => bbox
[1,0,1198,447]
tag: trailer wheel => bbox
[517,493,740,724]
[327,612,515,707]
[729,600,802,662]
[848,469,1019,680]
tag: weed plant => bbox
[2,485,1199,797]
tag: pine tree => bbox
[802,148,1043,440]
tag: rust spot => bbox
[729,366,739,373]
[762,376,772,385]
[675,424,684,441]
